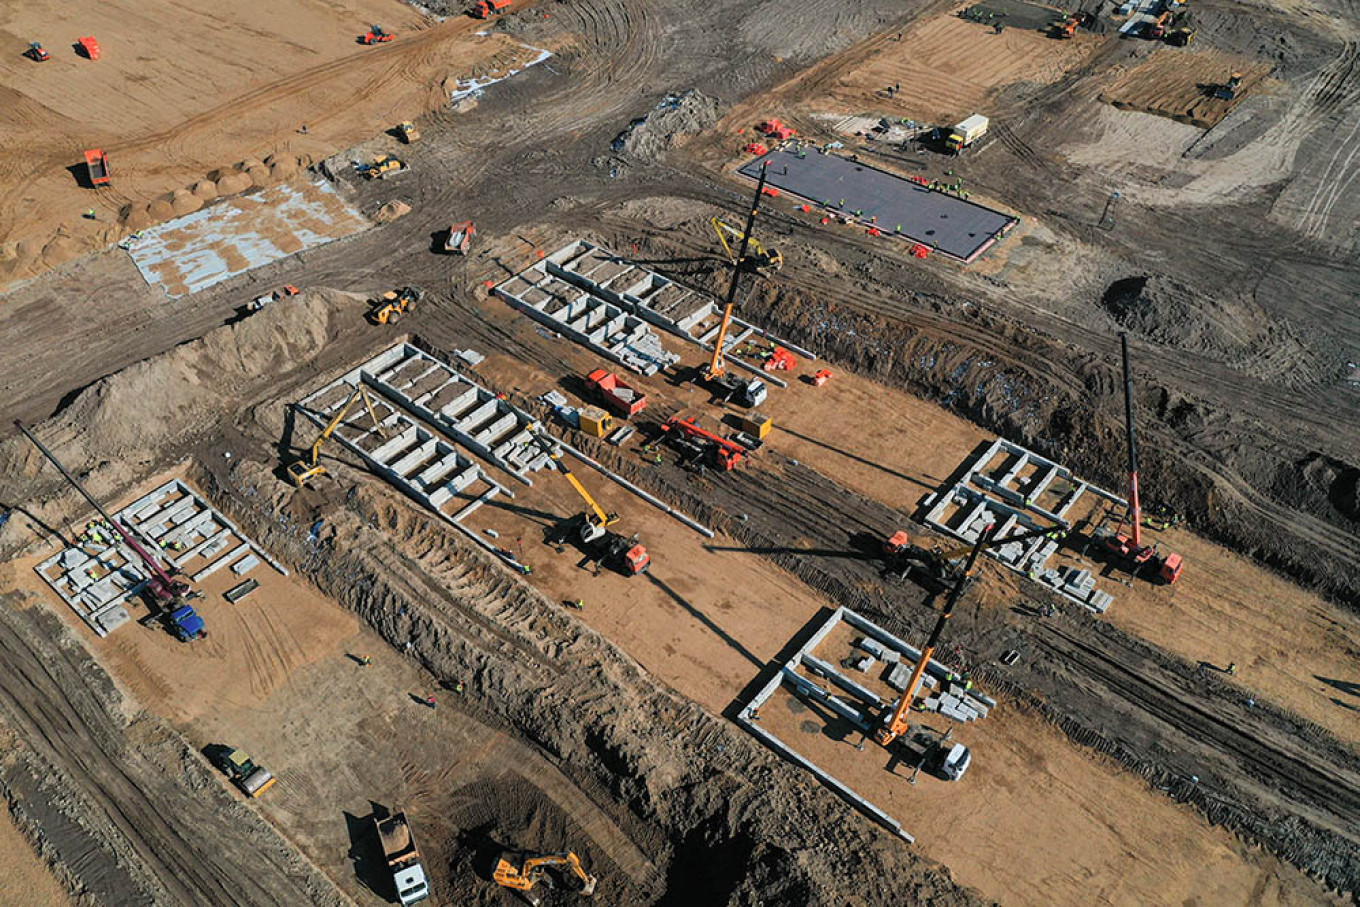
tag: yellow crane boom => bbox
[288,385,385,487]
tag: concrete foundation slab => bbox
[738,149,1019,263]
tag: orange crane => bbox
[874,524,997,748]
[702,162,772,408]
[1097,334,1183,584]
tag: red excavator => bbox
[1095,334,1183,584]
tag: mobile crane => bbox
[16,420,206,641]
[701,163,773,409]
[287,385,385,487]
[532,433,650,576]
[1094,334,1183,584]
[494,849,597,906]
[874,525,996,751]
[883,522,1068,589]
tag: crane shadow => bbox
[774,425,935,490]
[643,572,762,669]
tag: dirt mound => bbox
[1099,275,1243,354]
[375,200,413,223]
[614,91,725,162]
[1275,453,1360,525]
[0,289,357,553]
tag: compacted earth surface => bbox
[1,0,1358,903]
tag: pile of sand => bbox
[0,288,359,553]
[375,200,412,224]
[614,90,725,162]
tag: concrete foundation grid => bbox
[35,478,286,636]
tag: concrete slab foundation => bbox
[738,148,1019,263]
[736,606,998,843]
[922,437,1127,612]
[35,478,286,637]
[498,240,816,384]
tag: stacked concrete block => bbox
[856,636,887,659]
[887,661,914,691]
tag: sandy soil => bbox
[0,0,550,284]
[0,804,69,907]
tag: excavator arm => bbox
[288,385,385,486]
[530,433,617,529]
[494,850,597,898]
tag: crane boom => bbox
[706,163,770,381]
[875,523,997,746]
[1119,332,1143,549]
[531,433,615,529]
[15,420,189,603]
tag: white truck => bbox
[945,114,989,154]
[375,812,430,906]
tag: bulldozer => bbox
[397,121,420,143]
[369,287,422,325]
[494,850,596,906]
[287,385,385,487]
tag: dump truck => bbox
[375,812,430,906]
[444,220,475,254]
[473,0,512,18]
[83,149,111,187]
[212,747,277,797]
[585,369,647,417]
[944,114,989,153]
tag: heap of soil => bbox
[375,200,413,223]
[615,90,725,162]
[0,289,359,553]
[1099,275,1244,354]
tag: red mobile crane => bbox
[16,421,206,640]
[659,416,747,471]
[1096,334,1183,584]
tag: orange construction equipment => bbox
[758,118,795,141]
[660,416,746,471]
[762,347,797,372]
[83,149,111,187]
[77,36,101,59]
[360,25,394,44]
[473,0,512,17]
[812,369,832,387]
[1097,333,1183,584]
[25,42,50,62]
[743,142,769,156]
[586,369,647,417]
[444,221,476,254]
[875,525,996,748]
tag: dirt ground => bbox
[0,803,69,907]
[0,0,553,285]
[1100,48,1274,128]
[2,0,1360,901]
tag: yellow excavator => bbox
[531,433,650,575]
[287,385,385,487]
[711,217,783,275]
[494,850,597,905]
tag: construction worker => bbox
[454,681,464,695]
[425,694,437,709]
[567,598,584,611]
[1226,662,1238,675]
[84,209,96,220]
[361,654,372,666]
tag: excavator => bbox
[883,522,1069,590]
[494,849,597,906]
[531,433,651,576]
[700,162,774,409]
[287,385,385,487]
[711,217,783,275]
[1094,334,1183,584]
[369,286,422,325]
[874,526,996,753]
[16,421,206,641]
